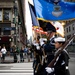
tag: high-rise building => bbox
[64,0,75,52]
[0,0,18,51]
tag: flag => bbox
[51,21,64,37]
[25,0,33,41]
[28,3,39,27]
[33,0,75,21]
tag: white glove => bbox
[45,67,54,73]
[36,46,40,50]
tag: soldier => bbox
[43,22,56,75]
[45,37,70,75]
[32,36,42,75]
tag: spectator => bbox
[0,51,2,63]
[20,46,24,62]
[27,47,31,62]
[16,47,20,63]
[24,46,28,59]
[12,45,17,63]
[1,46,7,63]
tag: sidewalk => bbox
[1,52,75,63]
[0,56,33,63]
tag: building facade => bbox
[0,0,18,51]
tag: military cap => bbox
[54,37,65,42]
[46,22,56,32]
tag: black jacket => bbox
[54,50,70,75]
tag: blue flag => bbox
[29,3,39,26]
[33,0,75,21]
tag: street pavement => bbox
[0,53,75,75]
[0,63,33,75]
[0,56,33,75]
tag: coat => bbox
[44,37,55,65]
[53,50,70,75]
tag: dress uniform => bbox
[43,22,56,75]
[44,22,56,65]
[32,38,42,75]
[45,37,70,75]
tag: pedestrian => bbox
[16,47,20,63]
[24,46,28,59]
[0,51,2,63]
[12,45,17,63]
[0,46,2,63]
[20,46,24,62]
[1,45,7,63]
[32,36,43,75]
[43,22,56,75]
[45,37,70,75]
[27,47,31,62]
[0,46,1,51]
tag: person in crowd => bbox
[1,45,7,63]
[20,46,24,62]
[24,46,28,59]
[12,45,17,63]
[45,37,70,75]
[0,46,1,51]
[32,36,43,75]
[16,47,20,63]
[0,50,2,63]
[27,46,31,62]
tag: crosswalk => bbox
[0,63,33,75]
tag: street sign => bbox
[3,27,16,30]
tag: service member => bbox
[45,37,70,75]
[32,36,42,75]
[43,22,56,75]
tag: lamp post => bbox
[13,0,18,47]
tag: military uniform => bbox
[45,37,70,75]
[43,22,56,75]
[32,40,42,75]
[44,36,55,65]
[53,49,70,75]
[44,22,56,65]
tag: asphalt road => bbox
[0,55,75,75]
[69,57,75,75]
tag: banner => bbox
[33,0,75,21]
[29,3,39,27]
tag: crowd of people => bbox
[0,45,33,63]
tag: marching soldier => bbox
[32,36,42,75]
[45,37,70,75]
[43,22,56,75]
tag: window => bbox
[3,9,11,21]
[72,24,74,30]
[3,30,10,35]
[3,10,9,21]
[69,26,71,32]
[0,9,2,21]
[66,28,68,33]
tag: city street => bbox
[0,62,33,75]
[69,57,75,75]
[0,55,75,75]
